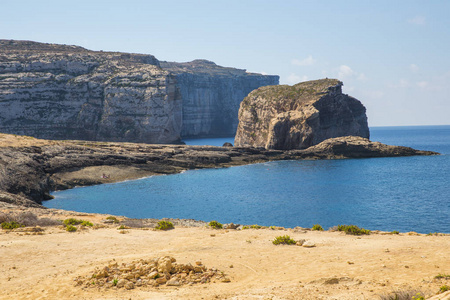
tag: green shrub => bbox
[272,235,296,245]
[80,221,93,227]
[63,218,83,226]
[66,225,77,232]
[208,220,223,229]
[435,274,450,280]
[156,220,174,230]
[312,224,324,231]
[440,285,450,293]
[250,224,262,229]
[1,221,24,229]
[106,216,119,223]
[337,224,370,235]
[391,230,400,234]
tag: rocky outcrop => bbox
[0,40,182,144]
[0,133,437,206]
[0,40,278,143]
[160,60,279,138]
[234,79,370,150]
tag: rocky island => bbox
[235,79,369,149]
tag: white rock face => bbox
[161,60,279,138]
[0,40,181,143]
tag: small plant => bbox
[209,220,223,229]
[391,230,400,234]
[66,225,77,232]
[63,218,83,226]
[117,225,127,230]
[1,221,24,229]
[242,225,249,229]
[435,274,450,280]
[412,293,425,300]
[250,224,262,229]
[156,220,174,231]
[80,221,93,227]
[112,278,118,286]
[440,285,450,293]
[106,216,119,223]
[312,224,324,231]
[336,224,370,235]
[272,235,296,245]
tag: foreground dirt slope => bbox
[1,208,449,300]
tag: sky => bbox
[1,0,449,126]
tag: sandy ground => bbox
[1,208,449,300]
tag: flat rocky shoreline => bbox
[0,133,438,208]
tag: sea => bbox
[45,126,450,234]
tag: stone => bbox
[157,256,173,273]
[302,241,316,248]
[235,79,370,150]
[116,279,127,288]
[224,223,239,229]
[124,282,135,290]
[222,142,233,147]
[166,278,181,286]
[296,239,306,246]
[155,276,167,284]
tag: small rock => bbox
[148,271,159,279]
[156,277,167,284]
[222,142,233,147]
[296,239,306,246]
[324,278,339,284]
[166,278,181,286]
[124,282,135,290]
[116,279,127,288]
[302,241,316,248]
[221,277,231,283]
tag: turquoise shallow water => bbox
[46,126,450,233]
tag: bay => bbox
[46,126,450,233]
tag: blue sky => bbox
[2,0,449,126]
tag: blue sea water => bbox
[46,126,450,233]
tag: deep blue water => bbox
[46,126,450,233]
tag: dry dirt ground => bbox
[1,208,449,300]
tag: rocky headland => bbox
[235,79,369,149]
[0,40,277,143]
[0,133,437,208]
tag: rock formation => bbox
[0,40,278,143]
[0,40,182,144]
[161,60,278,138]
[234,79,370,150]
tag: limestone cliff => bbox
[160,60,279,138]
[0,40,182,144]
[234,79,370,149]
[0,40,278,143]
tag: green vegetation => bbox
[63,218,93,227]
[391,230,400,234]
[155,220,174,231]
[112,278,118,286]
[106,216,119,223]
[272,235,296,245]
[312,224,324,231]
[440,285,450,293]
[208,220,223,229]
[66,225,77,232]
[380,290,425,300]
[336,224,370,235]
[435,274,450,280]
[1,221,24,229]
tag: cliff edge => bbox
[234,79,369,149]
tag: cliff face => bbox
[234,79,370,150]
[0,40,278,143]
[160,60,279,138]
[0,40,182,144]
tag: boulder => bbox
[234,79,369,150]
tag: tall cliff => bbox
[160,60,279,138]
[234,79,370,150]
[0,40,182,144]
[0,40,278,143]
